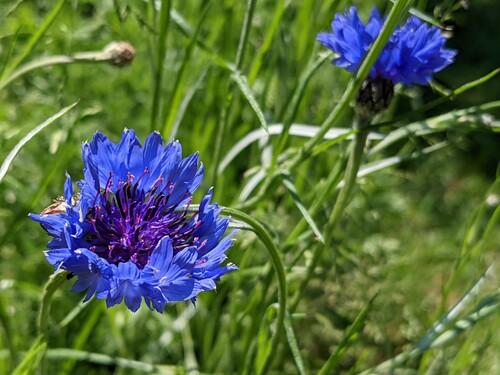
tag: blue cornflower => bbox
[30,130,237,313]
[317,7,457,86]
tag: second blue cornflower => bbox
[317,7,457,86]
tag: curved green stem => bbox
[37,270,68,375]
[221,207,287,375]
[39,270,69,340]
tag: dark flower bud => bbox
[355,76,394,119]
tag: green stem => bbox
[323,119,370,244]
[220,207,287,375]
[291,116,370,311]
[39,271,69,340]
[38,270,69,374]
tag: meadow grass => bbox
[0,0,499,374]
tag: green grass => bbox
[0,0,499,374]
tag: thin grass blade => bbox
[282,173,325,244]
[284,311,307,375]
[0,102,78,184]
[369,101,500,155]
[230,71,269,134]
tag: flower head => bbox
[317,7,457,86]
[30,130,237,313]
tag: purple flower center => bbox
[85,169,200,269]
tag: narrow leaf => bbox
[282,173,325,244]
[284,312,307,375]
[0,102,78,184]
[231,71,269,134]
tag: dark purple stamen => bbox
[85,168,199,269]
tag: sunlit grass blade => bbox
[430,292,500,349]
[0,102,78,184]
[238,168,266,203]
[359,264,495,374]
[402,3,445,27]
[420,264,495,350]
[0,0,67,81]
[219,123,381,174]
[282,172,325,244]
[369,101,500,155]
